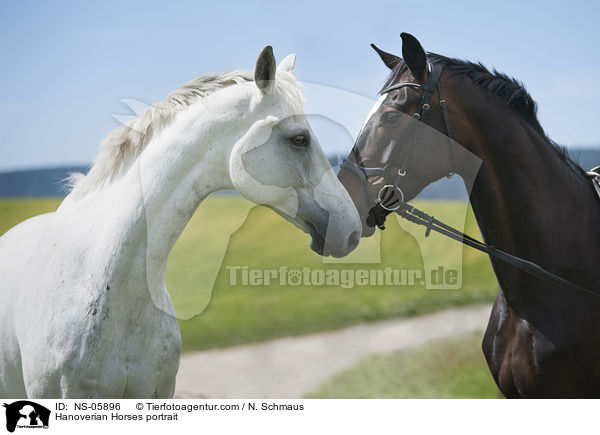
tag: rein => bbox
[396,201,600,303]
[341,58,600,303]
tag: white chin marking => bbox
[358,94,387,134]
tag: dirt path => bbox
[174,304,492,398]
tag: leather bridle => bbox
[340,59,455,213]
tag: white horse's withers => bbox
[0,47,361,398]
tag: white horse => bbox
[0,46,361,398]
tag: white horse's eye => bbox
[290,135,309,147]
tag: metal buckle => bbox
[377,185,404,211]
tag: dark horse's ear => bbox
[255,45,276,94]
[401,33,427,81]
[370,43,401,70]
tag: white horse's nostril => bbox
[347,230,361,252]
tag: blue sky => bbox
[1,0,599,171]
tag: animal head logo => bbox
[2,401,50,432]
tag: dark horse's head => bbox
[338,33,476,237]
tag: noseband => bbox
[340,59,455,212]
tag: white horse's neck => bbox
[62,84,257,316]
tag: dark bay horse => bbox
[338,33,600,398]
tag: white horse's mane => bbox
[68,69,303,198]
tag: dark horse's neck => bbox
[458,94,600,316]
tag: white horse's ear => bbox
[278,54,296,74]
[255,45,276,94]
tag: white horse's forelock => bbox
[67,69,304,199]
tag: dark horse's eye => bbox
[382,111,402,125]
[290,135,309,146]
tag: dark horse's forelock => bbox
[381,53,586,178]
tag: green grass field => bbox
[0,196,497,352]
[306,331,500,398]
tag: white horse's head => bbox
[229,47,361,257]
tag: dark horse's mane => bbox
[381,53,586,177]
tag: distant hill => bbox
[0,166,89,197]
[568,148,600,172]
[1,148,598,198]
